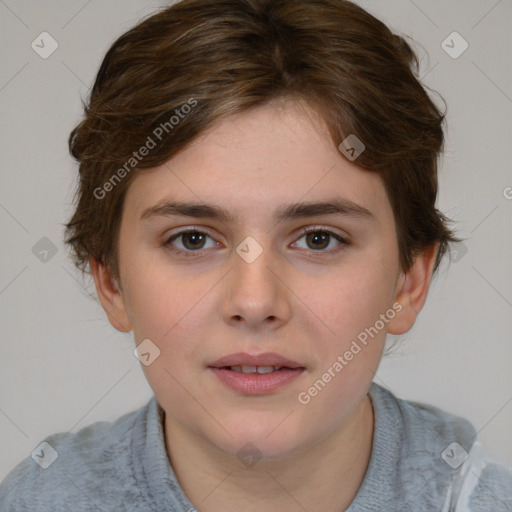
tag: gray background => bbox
[1,0,511,481]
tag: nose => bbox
[221,240,292,332]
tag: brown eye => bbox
[293,228,349,253]
[165,230,218,255]
[181,232,207,250]
[305,231,330,250]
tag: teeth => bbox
[228,365,282,374]
[256,366,276,374]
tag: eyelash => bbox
[164,226,350,259]
[164,228,218,259]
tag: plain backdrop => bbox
[1,0,511,481]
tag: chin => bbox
[209,414,314,462]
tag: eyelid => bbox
[164,224,349,241]
[164,227,220,258]
[294,224,350,242]
[164,224,350,257]
[164,224,216,239]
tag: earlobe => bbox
[90,257,132,333]
[387,244,438,335]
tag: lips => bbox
[208,352,305,395]
[208,352,304,370]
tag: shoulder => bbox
[370,382,478,462]
[457,444,512,511]
[369,383,512,510]
[384,385,477,446]
[0,398,155,511]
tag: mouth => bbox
[208,352,304,369]
[223,365,290,374]
[208,353,305,395]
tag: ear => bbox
[387,244,438,335]
[90,257,132,332]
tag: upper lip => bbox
[208,352,304,369]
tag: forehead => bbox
[123,101,391,225]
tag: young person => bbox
[1,0,511,510]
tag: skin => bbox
[92,98,437,511]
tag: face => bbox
[99,99,420,460]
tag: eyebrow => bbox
[140,198,374,223]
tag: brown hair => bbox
[65,0,457,282]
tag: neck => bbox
[164,394,374,512]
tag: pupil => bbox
[307,232,329,250]
[184,232,205,249]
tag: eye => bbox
[165,229,219,256]
[292,227,349,253]
[163,226,349,259]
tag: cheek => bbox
[122,276,167,341]
[295,265,392,423]
[121,256,220,366]
[123,267,210,392]
[120,253,192,342]
[310,258,395,342]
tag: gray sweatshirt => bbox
[1,383,511,511]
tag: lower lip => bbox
[209,367,305,395]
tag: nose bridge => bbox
[222,235,290,327]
